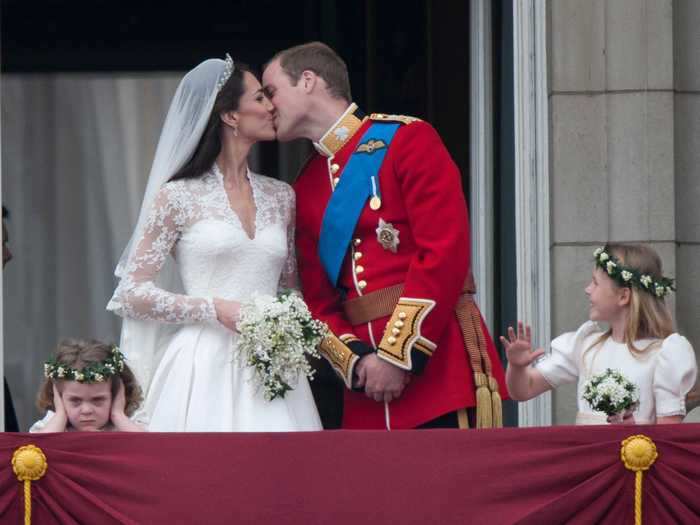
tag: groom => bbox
[263,42,507,429]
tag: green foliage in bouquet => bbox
[582,368,639,417]
[237,291,327,401]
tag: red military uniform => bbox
[294,104,507,429]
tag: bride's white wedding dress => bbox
[108,164,322,431]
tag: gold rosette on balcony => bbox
[12,444,48,525]
[621,434,658,525]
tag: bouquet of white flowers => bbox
[582,368,639,418]
[236,291,327,401]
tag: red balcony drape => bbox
[1,424,699,524]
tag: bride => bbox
[107,55,322,431]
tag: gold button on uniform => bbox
[353,238,362,246]
[355,265,364,274]
[387,336,397,345]
[398,312,407,320]
[333,177,340,186]
[394,320,405,328]
[354,252,363,261]
[331,163,340,174]
[358,280,367,290]
[392,328,400,335]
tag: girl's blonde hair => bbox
[586,243,674,362]
[36,339,143,416]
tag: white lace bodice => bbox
[108,165,297,323]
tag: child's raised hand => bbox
[52,382,67,416]
[110,378,127,418]
[500,322,545,367]
[109,377,146,432]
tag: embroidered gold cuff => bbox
[339,334,361,345]
[377,298,437,370]
[319,332,359,389]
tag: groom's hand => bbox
[357,354,409,403]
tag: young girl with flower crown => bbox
[31,339,145,432]
[502,243,697,425]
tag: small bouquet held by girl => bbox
[236,291,328,401]
[581,368,640,423]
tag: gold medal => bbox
[369,196,382,210]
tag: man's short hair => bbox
[272,41,351,102]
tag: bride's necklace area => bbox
[221,168,257,240]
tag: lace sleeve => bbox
[278,184,300,292]
[108,183,216,323]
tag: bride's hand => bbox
[214,298,241,332]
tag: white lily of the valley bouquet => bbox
[582,368,639,419]
[236,291,327,401]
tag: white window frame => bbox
[513,0,552,427]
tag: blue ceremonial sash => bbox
[318,122,400,286]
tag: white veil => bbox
[109,56,233,401]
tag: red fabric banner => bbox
[1,424,699,524]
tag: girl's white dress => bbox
[535,321,697,425]
[107,166,322,431]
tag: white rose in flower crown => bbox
[606,261,616,274]
[640,275,652,288]
[621,270,633,282]
[599,252,609,262]
[593,247,604,258]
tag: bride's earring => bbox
[233,124,239,137]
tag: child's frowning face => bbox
[60,380,112,431]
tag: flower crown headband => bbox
[44,346,126,384]
[216,53,235,92]
[593,247,675,298]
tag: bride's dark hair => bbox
[169,62,253,181]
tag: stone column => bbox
[548,0,677,423]
[674,0,700,358]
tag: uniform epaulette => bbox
[369,113,421,125]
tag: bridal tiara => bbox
[216,53,235,91]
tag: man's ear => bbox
[300,70,318,93]
[220,110,238,128]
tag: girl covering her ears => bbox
[502,243,697,425]
[31,339,145,432]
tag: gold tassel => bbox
[457,408,470,429]
[474,372,493,428]
[489,375,503,428]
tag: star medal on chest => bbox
[376,218,400,253]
